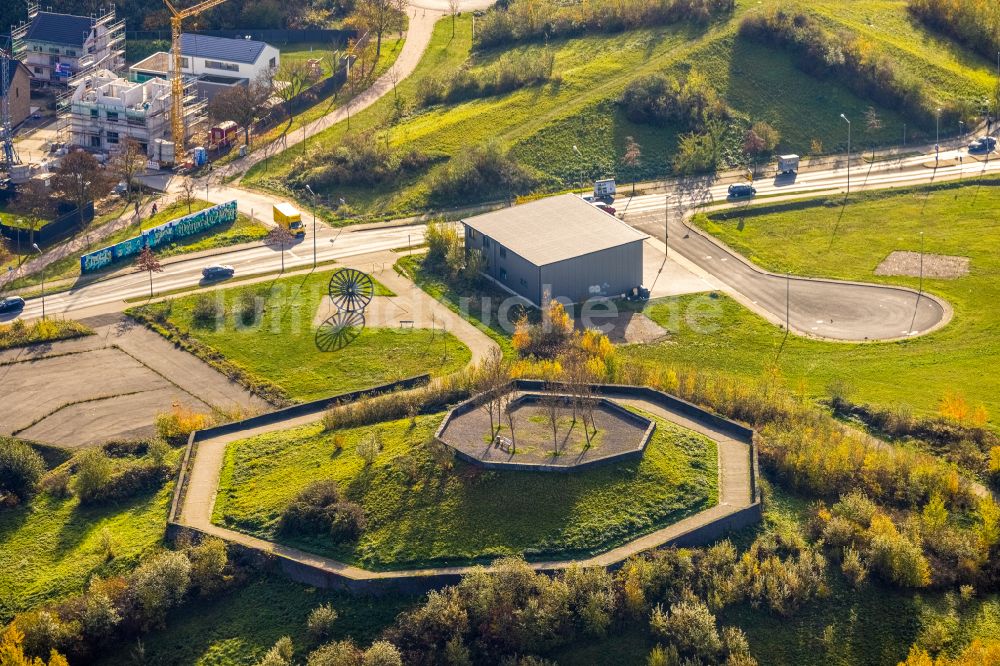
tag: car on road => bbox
[0,296,26,314]
[968,136,997,154]
[112,181,128,197]
[728,184,757,199]
[201,264,235,280]
[592,201,616,215]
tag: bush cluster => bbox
[619,70,727,130]
[72,447,173,506]
[908,0,1000,62]
[418,51,555,106]
[739,9,969,131]
[474,0,734,48]
[11,539,231,663]
[290,132,433,191]
[155,403,213,445]
[0,437,46,504]
[428,141,541,205]
[322,370,476,431]
[279,479,367,542]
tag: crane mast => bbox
[164,0,229,164]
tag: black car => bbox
[968,136,997,154]
[0,296,26,314]
[202,264,235,280]
[728,184,757,198]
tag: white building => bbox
[129,34,279,100]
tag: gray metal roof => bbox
[180,33,269,65]
[25,12,93,47]
[462,194,649,266]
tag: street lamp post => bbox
[572,144,584,191]
[935,107,942,161]
[918,231,924,300]
[31,243,45,320]
[305,184,318,268]
[840,114,851,195]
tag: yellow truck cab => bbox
[273,203,305,238]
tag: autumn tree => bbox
[622,136,642,195]
[16,180,55,246]
[111,138,147,200]
[275,61,320,131]
[52,151,114,224]
[135,246,163,298]
[207,73,274,146]
[266,224,296,273]
[356,0,406,58]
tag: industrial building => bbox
[10,2,124,87]
[462,194,648,305]
[68,69,201,162]
[129,33,279,100]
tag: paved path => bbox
[176,390,755,589]
[0,315,268,446]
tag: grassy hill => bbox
[245,1,998,221]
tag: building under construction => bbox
[68,68,204,164]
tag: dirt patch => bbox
[584,311,667,344]
[875,251,969,279]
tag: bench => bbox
[399,320,414,329]
[493,435,514,453]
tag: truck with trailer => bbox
[594,178,616,201]
[273,202,305,238]
[777,154,800,175]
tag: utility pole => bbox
[32,243,45,319]
[918,231,924,301]
[785,274,790,331]
[935,107,941,162]
[664,193,669,259]
[840,114,851,195]
[305,184,318,268]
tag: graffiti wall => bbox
[80,201,238,273]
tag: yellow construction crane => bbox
[164,0,229,162]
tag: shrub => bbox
[128,550,192,627]
[78,592,122,641]
[191,292,222,327]
[356,432,382,466]
[155,403,212,444]
[841,546,868,588]
[187,537,229,594]
[620,71,727,130]
[307,603,339,642]
[908,0,1000,61]
[237,289,260,326]
[428,141,541,205]
[0,317,92,350]
[0,438,45,502]
[12,609,79,660]
[39,468,71,498]
[322,371,475,431]
[291,132,432,190]
[307,639,363,666]
[257,636,295,666]
[71,449,114,504]
[362,641,403,666]
[649,597,722,659]
[279,480,367,541]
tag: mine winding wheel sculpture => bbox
[328,267,374,313]
[316,268,374,352]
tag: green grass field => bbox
[0,466,174,622]
[244,2,996,221]
[621,182,1000,422]
[212,410,717,569]
[134,268,470,402]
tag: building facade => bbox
[68,69,174,158]
[462,194,648,305]
[12,6,124,87]
[2,57,32,129]
[129,34,279,101]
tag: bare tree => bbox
[503,396,517,453]
[865,106,883,160]
[207,72,274,147]
[542,393,562,456]
[112,138,147,200]
[135,246,163,298]
[622,136,641,195]
[475,346,511,438]
[53,151,114,226]
[448,0,460,36]
[265,225,295,273]
[275,61,320,131]
[356,0,406,58]
[179,178,198,213]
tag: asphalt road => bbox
[12,146,999,340]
